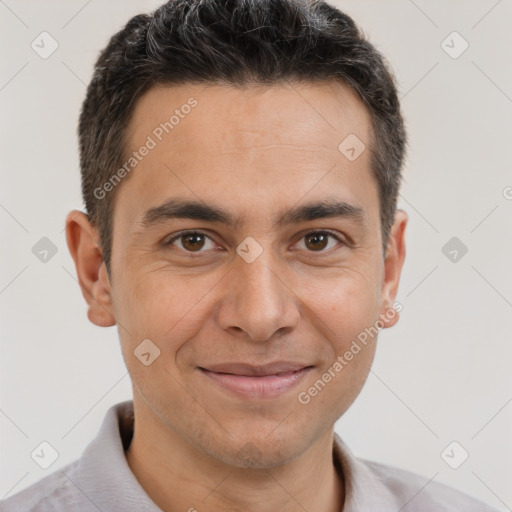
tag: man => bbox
[0,0,499,510]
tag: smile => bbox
[198,364,313,399]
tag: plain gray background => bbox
[1,0,511,509]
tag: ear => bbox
[65,210,116,327]
[379,209,407,328]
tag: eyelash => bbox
[164,229,346,255]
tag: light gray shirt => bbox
[0,400,498,511]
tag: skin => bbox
[66,81,407,512]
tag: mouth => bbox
[198,362,314,399]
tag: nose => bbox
[216,247,300,342]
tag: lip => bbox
[198,362,313,399]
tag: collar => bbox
[68,400,397,512]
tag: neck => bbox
[125,396,344,512]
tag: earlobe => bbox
[65,210,116,328]
[379,209,408,329]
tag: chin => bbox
[210,429,311,469]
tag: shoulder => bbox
[0,460,80,512]
[0,401,135,512]
[360,458,499,511]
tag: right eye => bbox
[164,230,219,253]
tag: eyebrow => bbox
[138,197,366,231]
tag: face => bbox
[67,81,406,468]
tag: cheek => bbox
[295,267,381,403]
[295,279,380,422]
[112,269,221,355]
[304,265,382,342]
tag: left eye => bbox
[165,230,343,253]
[295,230,343,252]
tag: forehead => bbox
[115,81,377,233]
[127,81,372,155]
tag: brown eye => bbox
[165,231,216,253]
[304,232,329,251]
[296,231,343,253]
[181,233,205,251]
